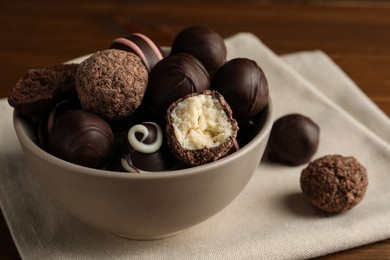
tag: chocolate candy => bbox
[8,63,79,117]
[211,58,269,121]
[267,114,320,166]
[38,100,82,150]
[145,53,210,116]
[166,90,238,166]
[76,49,148,120]
[121,122,179,172]
[109,33,165,72]
[170,26,227,75]
[301,155,368,213]
[48,110,114,169]
[236,105,269,147]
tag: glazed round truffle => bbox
[166,90,238,166]
[145,53,210,116]
[267,113,320,165]
[48,110,114,169]
[211,58,269,121]
[8,63,79,117]
[76,49,148,120]
[37,100,82,150]
[170,26,227,75]
[300,155,368,213]
[109,33,165,72]
[121,122,179,173]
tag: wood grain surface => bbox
[0,1,389,259]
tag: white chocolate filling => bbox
[127,122,163,153]
[171,94,233,150]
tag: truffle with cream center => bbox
[166,90,238,166]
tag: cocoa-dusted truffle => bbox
[76,49,148,120]
[109,33,165,72]
[145,53,210,116]
[48,110,114,169]
[300,155,368,213]
[267,114,320,166]
[211,58,268,121]
[121,122,180,173]
[166,90,238,166]
[8,63,79,116]
[170,26,227,75]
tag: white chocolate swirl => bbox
[127,122,163,154]
[121,157,139,173]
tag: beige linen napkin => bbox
[281,51,390,143]
[1,33,389,260]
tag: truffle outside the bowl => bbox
[13,98,273,239]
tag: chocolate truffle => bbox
[236,105,269,147]
[300,155,368,213]
[145,53,210,116]
[8,63,79,116]
[267,114,320,166]
[76,49,148,120]
[166,90,238,166]
[211,58,268,121]
[170,26,227,75]
[109,33,165,72]
[37,100,82,150]
[48,110,114,169]
[121,122,179,173]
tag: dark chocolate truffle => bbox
[8,63,79,116]
[109,33,165,72]
[170,26,227,75]
[300,155,368,213]
[145,53,210,116]
[48,110,114,169]
[121,122,179,172]
[236,106,269,147]
[267,114,320,166]
[211,58,268,121]
[76,49,148,120]
[37,100,82,150]
[166,90,238,166]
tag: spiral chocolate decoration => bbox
[127,122,163,153]
[121,122,165,173]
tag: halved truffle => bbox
[8,63,79,117]
[166,90,238,166]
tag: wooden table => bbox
[1,1,389,259]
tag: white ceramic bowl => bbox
[13,98,273,239]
